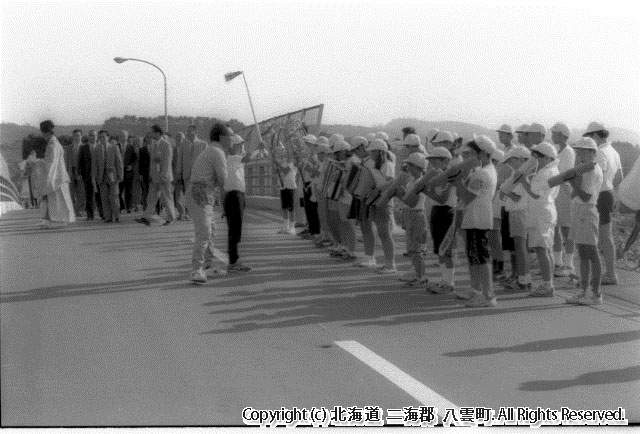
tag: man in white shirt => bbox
[276,153,299,235]
[551,122,577,278]
[223,134,253,273]
[583,122,623,285]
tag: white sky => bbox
[1,0,639,132]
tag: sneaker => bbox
[377,266,398,275]
[601,275,618,285]
[189,269,207,285]
[465,294,497,308]
[406,276,429,287]
[566,290,587,304]
[135,217,151,226]
[575,293,603,305]
[183,215,192,221]
[504,280,531,292]
[287,228,297,235]
[399,271,417,282]
[430,282,454,294]
[528,285,555,297]
[340,252,358,261]
[228,262,252,273]
[565,268,578,282]
[277,228,290,234]
[453,288,475,300]
[553,265,569,277]
[298,229,310,237]
[354,258,378,268]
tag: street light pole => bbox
[114,57,168,133]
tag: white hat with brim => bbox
[317,136,329,145]
[550,122,571,139]
[527,123,546,135]
[366,138,388,153]
[230,134,244,145]
[491,148,505,162]
[376,131,390,141]
[366,133,376,142]
[403,134,422,147]
[351,136,368,149]
[432,131,454,144]
[302,134,317,145]
[333,140,350,153]
[504,146,531,160]
[531,142,558,159]
[497,124,514,134]
[474,134,498,154]
[404,152,428,170]
[583,121,605,136]
[572,137,598,151]
[426,146,452,160]
[515,124,529,133]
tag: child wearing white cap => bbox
[501,146,533,291]
[566,137,604,305]
[452,137,498,307]
[550,123,577,279]
[395,153,429,286]
[583,122,623,285]
[327,141,357,260]
[357,139,397,273]
[409,146,458,293]
[520,142,560,296]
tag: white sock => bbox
[553,251,563,266]
[443,267,455,286]
[288,220,295,231]
[564,253,574,269]
[283,218,289,229]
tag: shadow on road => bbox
[518,365,640,391]
[442,330,640,357]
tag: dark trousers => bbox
[94,188,104,219]
[140,177,150,210]
[303,183,320,234]
[123,172,134,210]
[83,180,95,219]
[223,190,245,265]
[119,181,126,211]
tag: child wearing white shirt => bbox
[566,138,604,305]
[520,143,560,296]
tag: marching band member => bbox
[300,134,321,239]
[394,153,429,286]
[495,125,517,284]
[501,146,534,292]
[521,142,560,297]
[565,137,604,305]
[488,147,506,279]
[515,124,529,147]
[358,139,397,274]
[314,137,334,247]
[550,122,577,279]
[326,140,357,260]
[274,145,298,235]
[451,136,498,307]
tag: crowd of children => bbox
[279,121,628,308]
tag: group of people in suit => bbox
[60,123,210,225]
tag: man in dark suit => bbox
[138,136,151,210]
[64,129,85,216]
[92,130,124,223]
[116,130,128,212]
[78,130,95,220]
[123,135,138,212]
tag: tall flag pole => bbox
[224,71,263,143]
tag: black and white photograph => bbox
[1,0,639,429]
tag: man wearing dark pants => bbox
[223,133,253,273]
[78,130,95,220]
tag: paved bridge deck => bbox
[1,207,639,426]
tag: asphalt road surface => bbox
[1,207,639,427]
